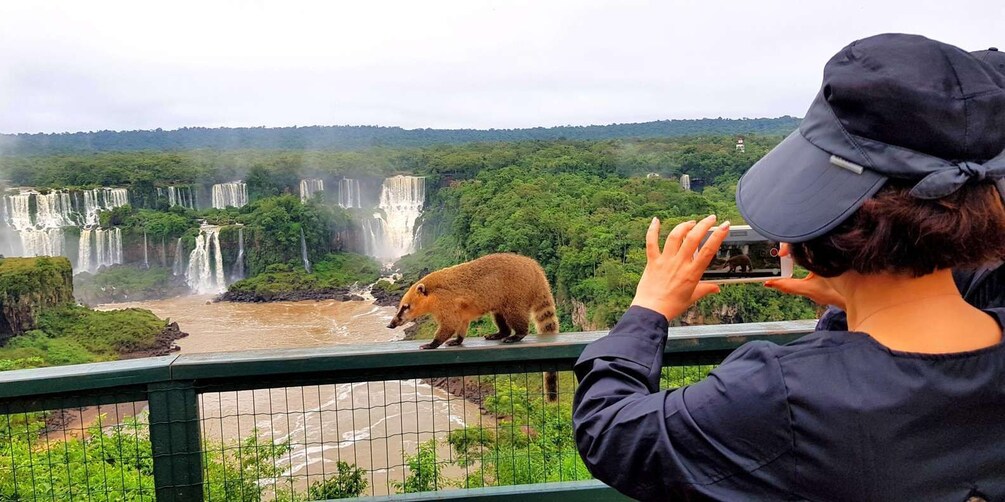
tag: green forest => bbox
[0,117,798,155]
[1,133,817,330]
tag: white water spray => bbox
[367,176,425,263]
[338,179,362,208]
[299,179,325,202]
[186,225,226,294]
[300,227,311,273]
[172,238,184,276]
[211,182,248,209]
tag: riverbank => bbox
[219,287,365,303]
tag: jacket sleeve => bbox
[816,306,849,331]
[572,306,793,500]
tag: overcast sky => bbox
[0,0,1002,134]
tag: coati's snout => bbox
[387,283,427,329]
[387,307,407,328]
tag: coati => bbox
[715,254,751,273]
[387,253,560,401]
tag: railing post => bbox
[148,380,203,501]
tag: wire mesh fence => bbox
[1,397,154,501]
[0,322,813,501]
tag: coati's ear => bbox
[416,283,427,296]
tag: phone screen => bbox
[699,226,792,283]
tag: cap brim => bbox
[736,130,887,242]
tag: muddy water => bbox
[98,295,493,496]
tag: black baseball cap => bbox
[973,47,1005,76]
[737,34,1005,242]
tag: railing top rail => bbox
[0,320,817,401]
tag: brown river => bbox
[97,295,493,496]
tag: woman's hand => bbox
[764,244,846,309]
[631,214,730,321]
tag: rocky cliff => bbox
[0,257,74,344]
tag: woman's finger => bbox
[688,282,721,304]
[693,220,730,270]
[678,214,718,259]
[645,217,661,262]
[663,220,696,256]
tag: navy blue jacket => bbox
[573,306,1005,501]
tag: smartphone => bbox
[699,225,793,284]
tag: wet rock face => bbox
[370,287,403,307]
[0,257,74,343]
[119,321,190,359]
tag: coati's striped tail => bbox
[532,297,559,335]
[532,296,560,402]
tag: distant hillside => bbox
[0,117,799,155]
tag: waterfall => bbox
[186,225,226,294]
[88,228,122,272]
[1,188,127,263]
[77,229,93,273]
[299,179,325,202]
[166,186,197,209]
[172,238,184,276]
[211,182,248,209]
[368,176,425,262]
[81,188,129,227]
[19,228,64,257]
[338,179,362,208]
[6,193,33,230]
[231,227,245,281]
[34,191,74,228]
[300,227,311,273]
[143,232,149,268]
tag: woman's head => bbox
[736,34,1005,276]
[791,181,1005,277]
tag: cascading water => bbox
[34,191,74,228]
[172,238,184,276]
[186,225,226,294]
[211,182,248,209]
[299,179,325,202]
[19,229,64,257]
[338,179,362,208]
[171,186,193,209]
[77,229,93,273]
[143,231,149,268]
[1,188,128,264]
[5,193,33,230]
[97,228,122,270]
[231,227,245,281]
[367,176,425,263]
[81,188,129,227]
[300,227,311,273]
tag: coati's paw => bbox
[502,335,526,344]
[484,332,507,341]
[445,338,464,346]
[419,342,440,350]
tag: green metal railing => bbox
[0,320,816,501]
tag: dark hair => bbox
[791,181,1005,277]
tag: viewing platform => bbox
[1,320,816,501]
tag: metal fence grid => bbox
[0,321,814,501]
[2,396,154,501]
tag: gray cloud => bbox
[1,0,1001,133]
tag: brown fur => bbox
[387,253,561,401]
[714,254,751,273]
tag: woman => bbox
[572,34,1005,500]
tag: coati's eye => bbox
[402,304,410,310]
